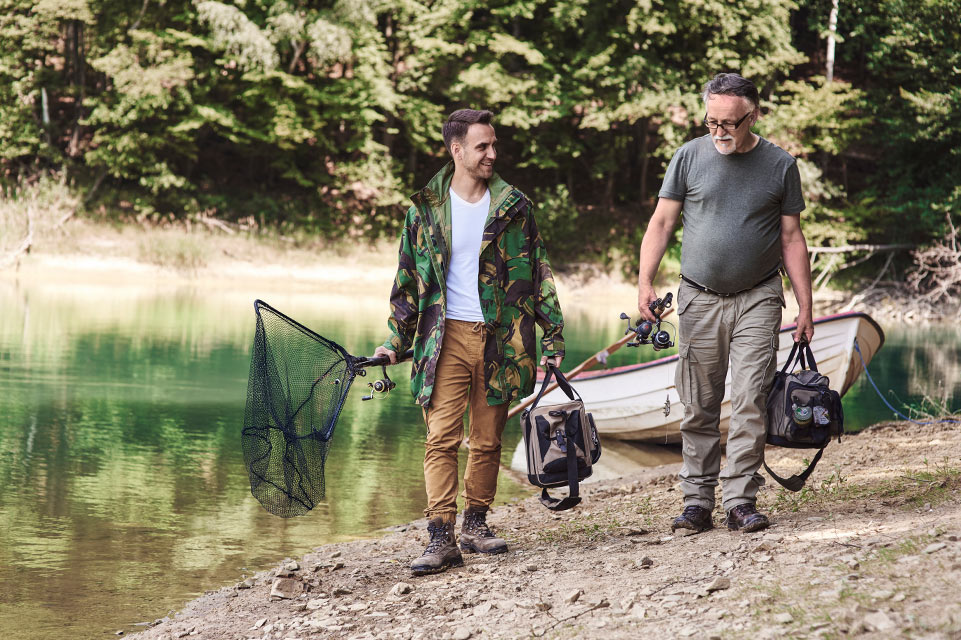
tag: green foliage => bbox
[0,0,955,253]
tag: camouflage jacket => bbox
[382,162,565,408]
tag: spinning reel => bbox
[621,292,676,351]
[360,365,396,400]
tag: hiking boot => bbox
[671,505,714,533]
[726,503,770,533]
[459,507,508,555]
[410,518,463,576]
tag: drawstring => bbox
[471,321,485,333]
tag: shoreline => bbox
[127,420,961,640]
[3,217,955,325]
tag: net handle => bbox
[353,349,414,368]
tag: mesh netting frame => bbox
[242,299,360,517]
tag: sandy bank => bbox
[127,421,961,639]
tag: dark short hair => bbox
[442,109,494,152]
[701,73,760,109]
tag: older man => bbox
[375,108,565,574]
[637,73,814,533]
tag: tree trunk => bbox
[68,21,86,157]
[826,0,838,83]
[638,117,650,207]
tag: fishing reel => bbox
[361,365,396,400]
[621,292,676,351]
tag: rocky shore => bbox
[128,420,961,640]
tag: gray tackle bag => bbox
[764,340,844,491]
[522,365,601,511]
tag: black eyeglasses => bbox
[702,111,752,133]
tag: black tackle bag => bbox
[521,365,601,511]
[764,340,844,491]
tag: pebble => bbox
[706,577,731,592]
[863,610,896,632]
[285,561,300,572]
[389,582,412,596]
[452,627,471,640]
[923,542,947,554]
[270,578,303,600]
[774,612,794,624]
[638,556,654,568]
[565,589,583,604]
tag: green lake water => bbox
[0,278,958,639]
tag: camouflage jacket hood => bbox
[383,162,565,407]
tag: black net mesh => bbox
[243,300,356,517]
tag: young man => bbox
[375,108,565,575]
[637,73,814,534]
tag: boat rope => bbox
[853,338,961,425]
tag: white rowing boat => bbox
[521,311,884,444]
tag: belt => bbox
[680,268,781,297]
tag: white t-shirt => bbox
[445,187,490,322]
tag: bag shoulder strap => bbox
[763,447,825,492]
[538,421,582,511]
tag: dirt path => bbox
[128,421,961,640]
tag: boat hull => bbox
[523,312,885,444]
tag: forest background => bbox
[1,0,959,291]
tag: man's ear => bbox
[449,141,461,162]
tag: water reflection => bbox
[0,278,957,640]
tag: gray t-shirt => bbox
[658,135,805,293]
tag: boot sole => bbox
[727,518,770,533]
[410,555,464,576]
[459,542,508,555]
[671,520,713,534]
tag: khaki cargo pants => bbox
[675,275,784,512]
[422,319,509,524]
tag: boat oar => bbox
[506,307,675,421]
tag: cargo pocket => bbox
[760,334,780,395]
[675,342,695,404]
[677,285,718,316]
[759,278,786,308]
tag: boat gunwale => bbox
[538,311,886,384]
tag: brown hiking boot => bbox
[410,518,463,576]
[459,507,508,555]
[726,503,770,533]
[671,505,714,533]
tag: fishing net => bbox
[243,300,357,517]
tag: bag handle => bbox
[528,363,582,413]
[763,447,825,492]
[802,342,819,373]
[538,419,582,511]
[780,339,818,375]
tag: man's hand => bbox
[637,285,659,323]
[793,312,814,344]
[373,345,398,365]
[540,354,563,371]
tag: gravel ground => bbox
[128,421,961,640]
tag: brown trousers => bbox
[423,320,509,523]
